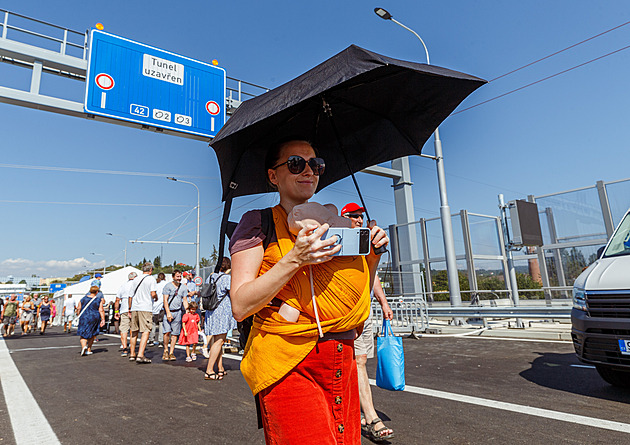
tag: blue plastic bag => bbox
[376,319,405,391]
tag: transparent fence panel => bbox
[451,217,466,257]
[425,218,444,259]
[474,259,509,302]
[468,215,501,256]
[511,257,545,300]
[605,180,630,226]
[392,223,424,298]
[427,260,469,302]
[536,187,606,242]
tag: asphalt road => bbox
[2,327,630,444]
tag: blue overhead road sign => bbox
[85,30,226,139]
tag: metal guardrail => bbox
[427,306,571,319]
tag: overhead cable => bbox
[454,43,630,115]
[488,19,630,83]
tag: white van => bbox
[571,208,630,388]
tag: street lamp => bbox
[167,177,200,277]
[106,232,128,266]
[89,253,106,276]
[374,7,463,309]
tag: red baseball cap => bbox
[341,202,365,215]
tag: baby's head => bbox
[288,202,351,235]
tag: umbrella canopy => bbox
[211,44,486,201]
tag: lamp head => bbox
[374,7,392,20]
[166,177,177,181]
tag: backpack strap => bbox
[260,207,274,251]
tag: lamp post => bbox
[106,232,127,266]
[374,7,463,310]
[89,253,106,276]
[167,177,200,277]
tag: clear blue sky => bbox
[2,1,630,278]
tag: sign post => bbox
[85,30,226,139]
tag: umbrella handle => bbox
[373,244,388,255]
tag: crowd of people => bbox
[1,292,58,337]
[98,261,238,373]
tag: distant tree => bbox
[19,280,27,284]
[153,255,162,269]
[6,281,13,284]
[31,274,37,278]
[515,272,543,299]
[431,270,469,301]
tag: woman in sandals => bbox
[20,295,35,335]
[37,295,53,335]
[76,285,105,356]
[230,139,389,444]
[203,257,236,380]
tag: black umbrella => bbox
[211,44,485,200]
[210,44,486,264]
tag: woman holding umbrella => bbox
[230,139,388,444]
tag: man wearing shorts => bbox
[161,269,188,361]
[342,202,395,441]
[1,294,20,337]
[62,294,76,333]
[128,263,157,364]
[115,272,137,356]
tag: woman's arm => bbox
[365,221,390,292]
[231,223,341,321]
[99,299,105,326]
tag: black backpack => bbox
[237,207,274,351]
[201,273,225,311]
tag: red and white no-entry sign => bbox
[205,101,220,115]
[194,276,202,286]
[95,73,115,90]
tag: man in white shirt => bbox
[115,272,137,356]
[149,272,167,346]
[62,294,76,333]
[128,262,157,364]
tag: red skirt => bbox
[258,338,360,445]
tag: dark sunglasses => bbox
[345,213,364,219]
[272,155,325,176]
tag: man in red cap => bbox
[341,203,395,441]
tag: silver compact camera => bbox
[322,228,371,256]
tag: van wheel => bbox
[595,365,630,388]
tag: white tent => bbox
[62,266,143,304]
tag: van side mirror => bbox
[596,246,605,259]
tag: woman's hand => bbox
[287,223,341,267]
[100,319,105,327]
[367,220,389,259]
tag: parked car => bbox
[571,208,630,388]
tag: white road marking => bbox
[571,364,596,369]
[419,333,571,344]
[9,343,120,353]
[0,337,61,444]
[369,378,630,434]
[100,333,626,432]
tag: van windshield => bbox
[603,213,630,258]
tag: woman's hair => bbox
[188,301,198,311]
[157,272,165,283]
[219,257,231,272]
[24,295,31,302]
[89,285,99,294]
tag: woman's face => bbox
[268,141,319,204]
